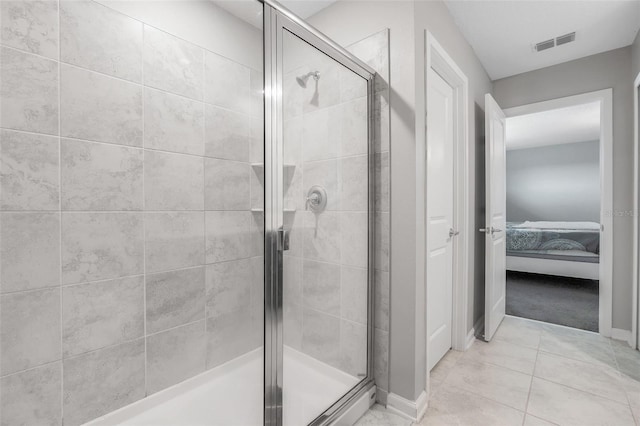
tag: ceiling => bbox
[506,102,600,151]
[444,0,640,80]
[212,0,338,29]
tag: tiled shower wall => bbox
[281,29,390,396]
[0,1,263,425]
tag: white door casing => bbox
[483,93,507,342]
[426,70,455,371]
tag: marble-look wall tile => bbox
[205,211,253,263]
[63,339,145,426]
[283,302,303,350]
[341,212,368,268]
[375,152,389,212]
[146,321,205,394]
[206,258,252,321]
[206,306,253,369]
[341,155,368,211]
[204,158,250,210]
[250,168,264,211]
[144,25,203,100]
[61,139,143,211]
[375,212,389,272]
[250,115,264,164]
[60,65,142,147]
[0,0,58,59]
[144,212,205,273]
[250,69,263,119]
[60,0,142,82]
[144,150,204,211]
[283,255,302,307]
[61,212,143,284]
[374,328,389,390]
[1,46,58,135]
[0,362,62,426]
[340,320,367,377]
[146,266,205,334]
[1,288,60,375]
[302,308,340,368]
[0,212,59,293]
[0,130,59,210]
[144,88,204,155]
[303,259,340,316]
[375,271,389,331]
[204,104,250,162]
[303,160,339,211]
[339,66,367,103]
[303,211,341,264]
[347,29,390,94]
[301,58,341,114]
[340,97,368,157]
[205,52,250,115]
[62,275,144,357]
[341,266,367,325]
[302,106,340,162]
[375,94,390,153]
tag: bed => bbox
[506,221,600,280]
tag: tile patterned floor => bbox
[356,316,640,425]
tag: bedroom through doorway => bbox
[504,101,602,332]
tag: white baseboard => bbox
[611,328,633,345]
[386,390,428,422]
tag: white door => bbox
[426,69,456,371]
[483,94,507,341]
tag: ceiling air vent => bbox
[534,38,555,52]
[556,32,576,46]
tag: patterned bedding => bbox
[506,221,600,259]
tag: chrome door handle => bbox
[449,228,460,238]
[479,227,503,235]
[278,227,290,251]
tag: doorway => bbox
[481,90,614,339]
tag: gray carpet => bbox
[506,271,599,332]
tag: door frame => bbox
[423,31,471,364]
[262,1,378,425]
[502,89,614,337]
[633,72,640,349]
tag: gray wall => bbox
[506,141,601,223]
[0,1,263,424]
[494,47,634,331]
[310,0,492,404]
[632,30,640,79]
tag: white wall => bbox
[506,141,601,223]
[494,47,634,331]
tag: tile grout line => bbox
[521,346,540,425]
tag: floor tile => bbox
[429,349,462,388]
[444,358,532,411]
[463,339,537,375]
[538,328,616,368]
[534,352,627,403]
[493,316,543,349]
[527,377,635,426]
[419,386,525,426]
[523,414,558,425]
[354,404,412,426]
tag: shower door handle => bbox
[278,227,290,251]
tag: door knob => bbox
[449,228,460,238]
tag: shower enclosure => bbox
[0,0,375,425]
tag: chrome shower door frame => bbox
[262,2,377,425]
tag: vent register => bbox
[534,32,576,52]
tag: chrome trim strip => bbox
[259,0,376,78]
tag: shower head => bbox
[296,71,320,88]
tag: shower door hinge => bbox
[278,227,290,251]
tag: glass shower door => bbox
[263,6,375,425]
